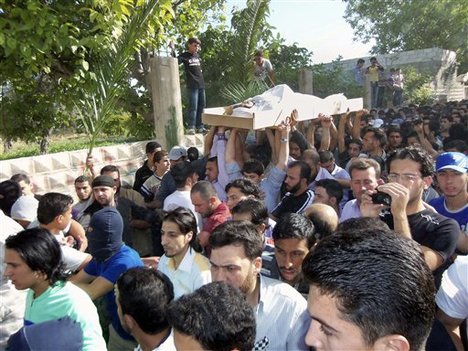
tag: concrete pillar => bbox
[364,74,371,109]
[298,69,313,94]
[149,56,184,149]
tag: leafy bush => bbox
[403,67,435,106]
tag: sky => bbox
[225,0,375,64]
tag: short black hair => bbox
[288,160,311,182]
[187,147,199,162]
[241,159,265,176]
[100,165,120,175]
[231,198,269,227]
[153,150,168,164]
[10,173,31,184]
[302,227,435,351]
[315,179,343,203]
[337,217,389,232]
[6,228,69,284]
[210,221,263,260]
[116,267,174,334]
[191,180,217,200]
[163,207,202,252]
[225,178,262,199]
[146,141,162,154]
[187,37,201,45]
[0,180,21,216]
[74,175,91,185]
[386,146,434,177]
[37,192,73,225]
[318,150,334,164]
[363,127,387,147]
[272,213,315,248]
[167,282,256,351]
[171,161,196,188]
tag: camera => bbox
[371,191,392,206]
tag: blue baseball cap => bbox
[436,152,467,173]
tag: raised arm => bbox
[216,127,230,190]
[319,114,331,151]
[352,109,365,141]
[204,126,216,156]
[265,127,278,165]
[277,116,291,171]
[414,122,438,158]
[225,128,238,164]
[337,113,348,153]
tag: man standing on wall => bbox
[170,38,206,135]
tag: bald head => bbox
[304,203,338,241]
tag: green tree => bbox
[344,0,468,71]
[200,0,274,105]
[0,0,226,152]
[312,57,363,99]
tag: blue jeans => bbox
[393,88,403,107]
[370,81,379,108]
[187,88,205,129]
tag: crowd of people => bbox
[354,56,405,108]
[0,39,467,350]
[1,94,467,350]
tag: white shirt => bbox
[436,256,468,320]
[158,248,211,298]
[340,199,362,222]
[255,275,310,350]
[163,190,202,231]
[134,330,176,351]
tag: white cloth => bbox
[158,248,211,299]
[340,199,362,222]
[330,164,351,180]
[308,167,335,191]
[436,255,468,319]
[10,195,38,221]
[0,210,24,279]
[163,190,202,232]
[28,220,89,272]
[0,210,26,348]
[255,275,310,350]
[134,329,176,351]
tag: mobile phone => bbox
[371,192,392,206]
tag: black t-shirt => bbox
[380,209,459,287]
[271,190,314,220]
[133,160,153,192]
[178,52,205,89]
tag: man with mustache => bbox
[270,161,314,221]
[263,213,315,298]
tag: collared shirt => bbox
[158,247,211,298]
[340,199,362,222]
[254,275,310,350]
[134,329,176,351]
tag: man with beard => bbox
[72,175,93,222]
[71,208,143,351]
[157,207,211,298]
[361,147,459,288]
[262,213,315,298]
[115,267,176,351]
[79,175,117,230]
[190,180,230,253]
[209,221,309,350]
[83,170,155,252]
[271,161,314,221]
[430,152,468,253]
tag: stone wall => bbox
[0,134,205,197]
[322,47,465,102]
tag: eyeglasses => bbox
[387,173,421,182]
